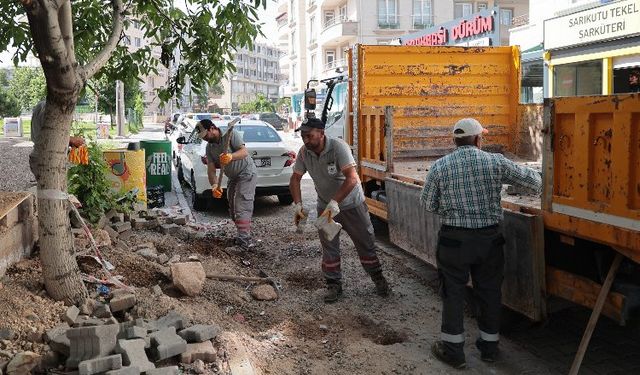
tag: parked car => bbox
[186,113,212,121]
[166,117,197,170]
[176,120,296,210]
[258,112,287,130]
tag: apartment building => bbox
[277,0,527,99]
[209,42,282,112]
[123,20,169,115]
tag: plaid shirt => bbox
[420,146,542,229]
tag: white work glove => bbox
[320,199,340,220]
[293,202,308,226]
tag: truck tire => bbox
[278,194,294,205]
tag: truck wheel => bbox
[191,173,208,211]
[277,194,294,205]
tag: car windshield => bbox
[236,125,281,142]
[193,114,212,121]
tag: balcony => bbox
[511,14,529,28]
[307,0,317,13]
[321,0,345,8]
[377,15,400,30]
[323,58,347,75]
[276,13,288,31]
[320,18,358,47]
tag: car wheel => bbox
[177,159,185,183]
[277,194,294,205]
[191,172,208,211]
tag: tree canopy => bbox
[239,93,274,113]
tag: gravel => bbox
[0,139,36,192]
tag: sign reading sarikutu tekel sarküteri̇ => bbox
[544,0,640,50]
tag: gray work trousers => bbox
[318,202,383,283]
[436,224,504,358]
[227,173,257,239]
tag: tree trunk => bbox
[30,99,88,305]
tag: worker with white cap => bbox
[420,118,542,369]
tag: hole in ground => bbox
[357,315,408,346]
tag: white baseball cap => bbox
[452,118,488,138]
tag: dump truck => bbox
[305,44,640,330]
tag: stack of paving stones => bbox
[37,300,222,375]
[104,208,203,243]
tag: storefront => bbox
[543,0,640,97]
[400,8,505,47]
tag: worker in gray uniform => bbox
[196,119,258,249]
[289,117,390,303]
[421,118,542,369]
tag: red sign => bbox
[404,15,494,46]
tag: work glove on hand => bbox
[320,200,340,221]
[211,184,223,199]
[293,202,308,225]
[219,153,233,167]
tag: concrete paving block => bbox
[178,324,221,343]
[49,332,71,357]
[64,305,80,325]
[116,339,155,373]
[149,327,187,361]
[93,303,112,319]
[66,324,120,369]
[74,316,104,327]
[145,366,179,375]
[110,292,136,312]
[160,223,180,235]
[104,225,120,240]
[112,222,132,233]
[172,215,188,225]
[180,341,217,364]
[45,324,69,343]
[131,218,148,230]
[78,354,122,375]
[105,366,141,375]
[125,326,147,340]
[153,310,187,331]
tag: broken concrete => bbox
[6,352,40,375]
[105,366,141,375]
[160,224,180,235]
[78,354,122,375]
[110,291,136,312]
[180,341,216,364]
[93,303,112,319]
[125,326,146,340]
[171,262,205,296]
[104,226,120,241]
[178,324,220,343]
[112,222,132,233]
[63,305,80,325]
[251,284,278,301]
[149,327,187,361]
[116,339,154,373]
[146,366,179,375]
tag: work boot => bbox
[431,341,466,369]
[323,282,343,303]
[475,338,500,363]
[235,236,257,251]
[371,273,390,297]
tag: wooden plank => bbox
[569,253,623,375]
[373,114,381,162]
[0,192,32,220]
[365,197,388,221]
[384,106,394,173]
[546,266,625,323]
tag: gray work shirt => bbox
[294,137,364,211]
[206,130,256,179]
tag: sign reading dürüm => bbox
[544,0,640,50]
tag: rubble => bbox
[110,291,136,313]
[66,324,119,368]
[78,354,122,375]
[149,327,187,361]
[63,305,80,325]
[116,339,154,372]
[251,284,278,301]
[6,351,40,374]
[177,324,220,343]
[180,341,216,364]
[170,262,206,296]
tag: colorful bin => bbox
[103,149,147,207]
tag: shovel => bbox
[314,214,342,241]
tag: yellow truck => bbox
[306,44,640,329]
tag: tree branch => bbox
[58,0,75,67]
[83,0,124,79]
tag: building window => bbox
[477,2,488,11]
[324,10,335,28]
[134,37,141,47]
[378,0,398,29]
[554,60,602,97]
[291,63,297,88]
[339,4,347,20]
[325,50,336,70]
[454,2,473,18]
[613,66,640,94]
[309,16,316,43]
[310,54,317,78]
[289,0,295,22]
[500,8,514,26]
[413,0,433,29]
[291,31,296,55]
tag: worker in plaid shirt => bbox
[421,118,542,369]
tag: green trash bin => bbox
[140,140,172,192]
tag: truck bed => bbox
[388,155,542,214]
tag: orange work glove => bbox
[219,153,233,167]
[212,185,223,199]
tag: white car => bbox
[166,117,196,168]
[177,120,296,211]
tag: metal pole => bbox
[116,80,126,137]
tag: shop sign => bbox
[544,0,640,50]
[401,8,499,47]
